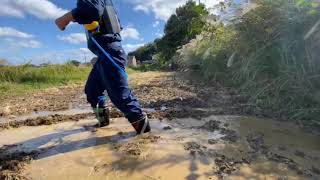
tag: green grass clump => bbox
[0,63,142,100]
[0,64,91,84]
[0,64,92,99]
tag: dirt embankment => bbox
[0,71,254,119]
[0,71,240,128]
[0,84,86,117]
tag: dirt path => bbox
[0,71,319,180]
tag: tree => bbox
[158,1,209,61]
[128,43,157,62]
[130,1,209,64]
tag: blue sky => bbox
[0,0,219,65]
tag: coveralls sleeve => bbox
[71,0,102,24]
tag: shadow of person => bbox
[4,128,85,152]
[34,131,136,160]
[2,126,137,160]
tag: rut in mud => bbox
[0,71,319,180]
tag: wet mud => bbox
[0,145,39,180]
[0,116,319,180]
[0,84,86,117]
[0,113,93,130]
[0,72,319,179]
[114,135,161,156]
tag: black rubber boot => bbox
[94,106,110,127]
[131,114,151,135]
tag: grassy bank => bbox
[177,0,320,125]
[0,64,91,99]
[0,64,141,99]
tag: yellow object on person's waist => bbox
[85,21,99,31]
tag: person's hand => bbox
[55,12,74,31]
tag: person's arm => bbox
[71,0,101,25]
[55,0,101,31]
[55,12,74,31]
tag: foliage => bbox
[0,63,141,99]
[129,1,209,65]
[0,64,91,84]
[0,59,9,66]
[178,0,320,124]
[128,43,157,62]
[157,1,209,62]
[131,63,162,72]
[0,64,91,98]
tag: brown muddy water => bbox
[0,112,319,180]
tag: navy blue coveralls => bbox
[71,0,144,123]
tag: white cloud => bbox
[126,0,221,21]
[0,0,68,19]
[0,27,41,49]
[123,43,145,52]
[5,38,41,48]
[134,4,150,13]
[18,40,41,48]
[153,21,160,27]
[57,33,87,44]
[120,27,141,40]
[0,27,33,38]
[0,2,25,18]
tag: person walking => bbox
[55,0,151,135]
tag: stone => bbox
[0,106,11,117]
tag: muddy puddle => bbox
[0,114,319,180]
[0,107,168,130]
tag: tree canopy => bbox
[129,1,209,63]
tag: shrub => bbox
[178,0,320,124]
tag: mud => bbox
[246,132,268,154]
[199,120,239,143]
[147,108,216,120]
[184,142,207,156]
[0,115,319,179]
[0,145,39,180]
[246,131,315,177]
[0,113,93,130]
[114,135,161,156]
[0,108,133,130]
[0,84,86,117]
[0,72,320,179]
[183,142,246,178]
[212,153,243,178]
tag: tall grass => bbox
[0,64,91,84]
[0,64,91,99]
[0,63,143,99]
[178,0,320,125]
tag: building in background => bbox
[127,56,138,67]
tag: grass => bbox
[0,64,92,99]
[0,63,150,100]
[176,0,320,125]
